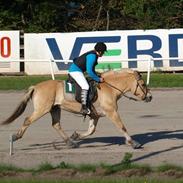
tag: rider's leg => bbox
[69,71,90,115]
[81,89,90,114]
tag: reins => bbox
[103,81,139,101]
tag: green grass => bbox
[0,159,182,183]
[0,73,183,90]
[0,153,182,177]
[143,73,183,88]
[0,164,24,172]
[0,75,67,90]
[157,164,183,172]
[100,153,151,174]
[35,162,55,172]
[71,164,96,172]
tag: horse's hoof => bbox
[131,140,142,149]
[70,131,80,141]
[66,139,79,148]
[126,140,142,149]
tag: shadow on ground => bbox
[20,129,183,150]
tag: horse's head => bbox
[130,71,152,102]
[102,69,152,102]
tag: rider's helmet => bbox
[94,42,107,54]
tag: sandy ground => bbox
[0,89,182,169]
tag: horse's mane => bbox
[101,69,135,79]
[101,69,142,82]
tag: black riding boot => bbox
[81,89,90,115]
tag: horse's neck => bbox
[103,72,132,93]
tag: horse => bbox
[0,69,152,149]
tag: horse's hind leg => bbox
[12,110,47,142]
[50,105,78,148]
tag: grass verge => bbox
[0,153,182,183]
[143,72,183,88]
[0,75,67,90]
[0,73,183,90]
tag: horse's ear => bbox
[138,72,142,78]
[134,71,141,80]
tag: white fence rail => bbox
[1,57,183,85]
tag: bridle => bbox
[133,77,148,98]
[104,76,148,101]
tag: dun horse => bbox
[1,69,152,149]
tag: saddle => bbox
[65,74,98,107]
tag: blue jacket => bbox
[69,51,100,82]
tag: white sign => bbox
[0,31,20,72]
[24,29,183,74]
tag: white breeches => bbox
[69,71,89,90]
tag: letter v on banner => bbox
[46,36,121,70]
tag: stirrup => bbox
[80,107,91,115]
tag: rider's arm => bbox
[86,54,100,82]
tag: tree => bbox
[0,0,183,32]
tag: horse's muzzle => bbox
[144,93,152,102]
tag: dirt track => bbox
[0,89,182,168]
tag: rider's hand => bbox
[99,77,105,83]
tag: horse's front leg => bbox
[105,109,142,149]
[71,116,99,140]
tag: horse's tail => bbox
[1,86,35,125]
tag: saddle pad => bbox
[65,80,75,93]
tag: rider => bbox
[68,42,107,115]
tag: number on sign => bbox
[0,37,11,58]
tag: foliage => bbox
[0,0,183,32]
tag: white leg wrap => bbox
[79,119,96,138]
[81,89,88,105]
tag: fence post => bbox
[49,59,55,80]
[9,134,13,156]
[147,57,152,85]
